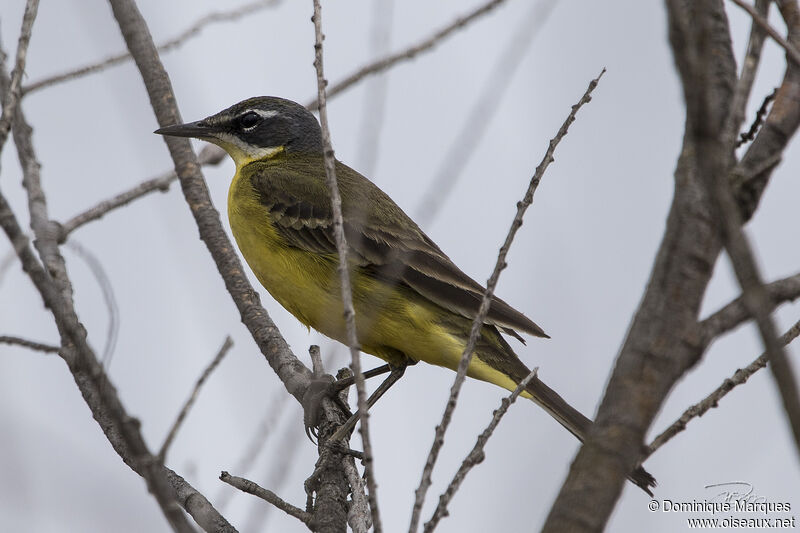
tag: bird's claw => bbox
[301,374,335,444]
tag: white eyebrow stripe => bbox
[249,109,278,119]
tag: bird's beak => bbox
[154,120,216,140]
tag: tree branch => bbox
[22,0,281,95]
[0,334,59,353]
[647,318,800,457]
[542,3,740,530]
[159,335,234,462]
[306,0,509,111]
[107,0,313,406]
[410,69,605,533]
[220,471,311,525]
[59,145,225,240]
[700,271,800,345]
[726,0,770,142]
[0,0,39,159]
[311,1,382,530]
[423,369,538,533]
[729,0,800,67]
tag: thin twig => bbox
[646,319,800,457]
[241,419,305,531]
[729,0,800,67]
[0,335,59,353]
[215,388,290,512]
[306,0,509,111]
[423,368,538,533]
[220,471,311,525]
[23,0,281,95]
[344,456,372,533]
[159,336,234,462]
[311,2,382,531]
[0,187,204,533]
[60,145,225,239]
[408,69,606,533]
[415,0,557,226]
[700,271,800,346]
[0,0,39,158]
[736,87,778,147]
[725,0,770,144]
[64,240,119,365]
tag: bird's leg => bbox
[329,363,393,394]
[326,363,409,444]
[303,363,406,443]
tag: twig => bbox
[108,0,312,404]
[423,369,538,533]
[0,0,39,158]
[3,38,206,530]
[700,271,800,346]
[309,344,325,376]
[646,319,800,457]
[311,2,382,532]
[159,336,234,462]
[415,0,557,226]
[60,145,225,239]
[729,0,800,67]
[220,471,311,525]
[215,388,290,512]
[0,335,59,353]
[408,69,606,533]
[725,0,770,144]
[343,456,372,533]
[65,240,120,365]
[306,0,509,111]
[0,186,204,533]
[241,419,305,531]
[23,0,281,95]
[736,87,778,147]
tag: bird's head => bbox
[155,96,323,168]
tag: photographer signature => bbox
[705,481,767,504]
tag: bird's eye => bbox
[239,111,262,130]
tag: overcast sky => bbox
[1,1,799,532]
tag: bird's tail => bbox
[523,374,656,495]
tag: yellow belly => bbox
[227,168,521,392]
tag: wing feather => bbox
[246,157,547,339]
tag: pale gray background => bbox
[1,1,798,532]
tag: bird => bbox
[155,96,655,493]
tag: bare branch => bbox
[107,0,313,405]
[0,0,39,158]
[311,2,382,531]
[0,335,59,353]
[409,69,606,533]
[423,369,538,533]
[700,271,800,345]
[646,318,800,457]
[306,0,509,111]
[60,145,225,240]
[64,240,120,365]
[729,0,800,67]
[0,186,216,532]
[2,41,211,530]
[159,336,234,462]
[220,471,311,525]
[726,0,771,141]
[23,0,281,95]
[736,87,777,147]
[343,456,372,533]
